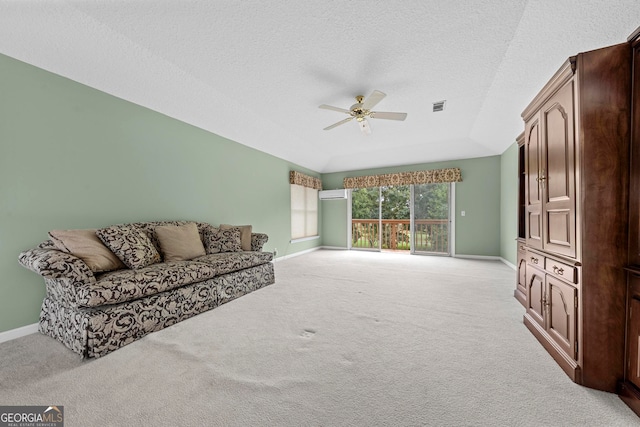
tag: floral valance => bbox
[343,167,462,189]
[290,171,323,190]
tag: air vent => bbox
[433,100,446,112]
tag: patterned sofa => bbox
[18,221,275,358]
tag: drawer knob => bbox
[530,257,539,264]
[552,265,565,276]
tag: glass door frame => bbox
[410,182,454,256]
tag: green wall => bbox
[500,142,519,265]
[0,53,321,333]
[321,156,502,257]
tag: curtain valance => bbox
[343,167,462,189]
[289,171,323,190]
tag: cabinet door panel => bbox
[628,296,640,389]
[545,105,571,202]
[547,210,571,246]
[515,248,527,307]
[525,118,543,250]
[541,81,576,258]
[517,258,527,297]
[547,276,577,359]
[526,266,545,328]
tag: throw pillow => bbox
[155,222,206,262]
[96,224,161,269]
[202,225,243,254]
[48,229,126,273]
[220,224,252,251]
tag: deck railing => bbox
[351,219,449,253]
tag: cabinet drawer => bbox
[545,258,577,283]
[526,251,543,267]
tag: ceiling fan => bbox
[319,90,407,135]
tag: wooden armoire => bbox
[518,42,631,393]
[619,27,640,415]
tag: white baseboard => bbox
[454,254,501,261]
[320,246,348,251]
[500,257,517,270]
[0,323,38,344]
[275,246,322,262]
[454,254,516,270]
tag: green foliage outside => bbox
[413,183,449,220]
[351,187,381,220]
[351,184,449,220]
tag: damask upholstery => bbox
[83,260,219,307]
[19,221,274,358]
[202,226,243,254]
[251,233,269,252]
[19,247,96,284]
[96,224,162,269]
[39,263,275,358]
[220,224,252,251]
[193,251,274,276]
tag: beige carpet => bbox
[1,249,638,426]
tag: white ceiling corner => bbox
[1,1,638,173]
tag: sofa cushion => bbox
[155,222,206,262]
[202,226,243,254]
[96,224,161,269]
[220,224,253,251]
[193,251,273,276]
[83,261,218,307]
[48,229,125,273]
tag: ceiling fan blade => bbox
[359,119,372,135]
[324,117,354,130]
[361,90,386,110]
[319,104,351,114]
[370,111,408,121]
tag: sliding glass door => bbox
[350,183,451,255]
[411,183,451,255]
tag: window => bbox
[291,184,318,240]
[289,170,321,242]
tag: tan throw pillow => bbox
[96,224,161,269]
[220,224,252,251]
[155,222,206,262]
[48,229,126,273]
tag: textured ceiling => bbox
[1,1,638,173]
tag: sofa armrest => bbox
[251,233,269,252]
[18,246,96,285]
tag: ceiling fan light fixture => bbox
[359,118,371,135]
[319,90,406,134]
